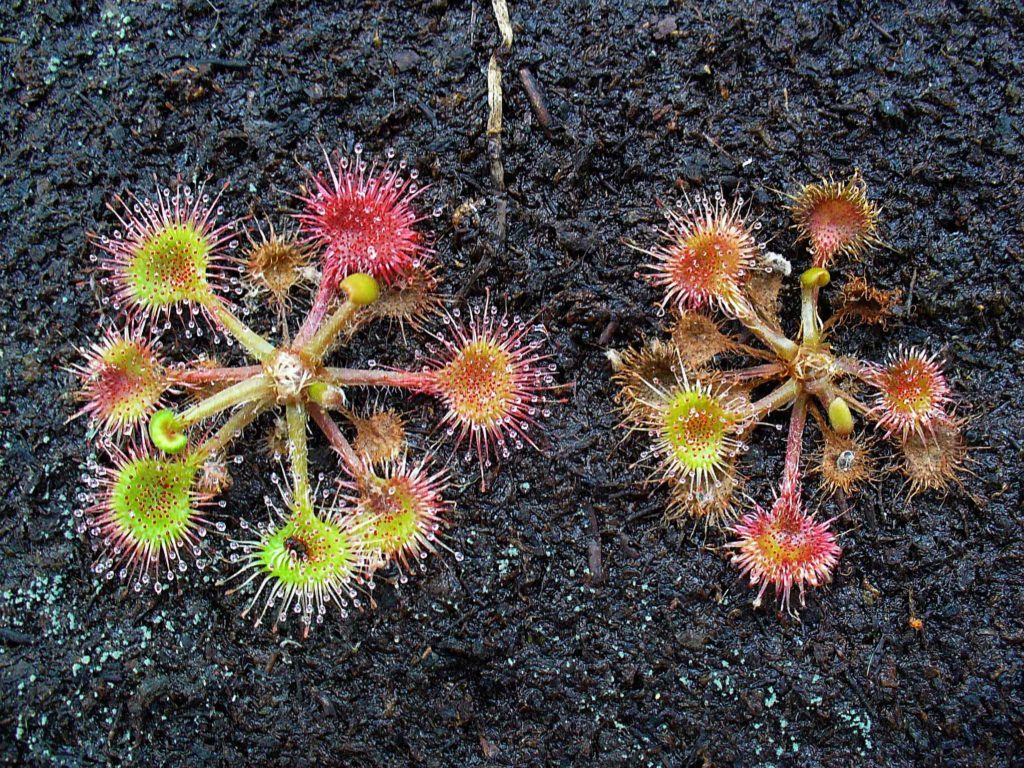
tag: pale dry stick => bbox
[487,54,506,192]
[488,0,512,191]
[460,0,513,300]
[491,0,512,46]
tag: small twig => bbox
[869,19,897,44]
[518,67,556,135]
[865,633,886,677]
[587,506,604,584]
[491,0,513,48]
[905,266,917,316]
[836,489,851,521]
[470,0,512,302]
[487,54,506,192]
[454,244,494,301]
[702,132,736,160]
[203,0,222,40]
[486,0,512,188]
[598,314,619,346]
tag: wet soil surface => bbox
[2,1,1023,765]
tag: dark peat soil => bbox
[1,1,1023,766]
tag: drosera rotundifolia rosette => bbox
[72,144,559,636]
[611,173,967,611]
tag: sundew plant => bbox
[72,145,557,636]
[611,174,966,610]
